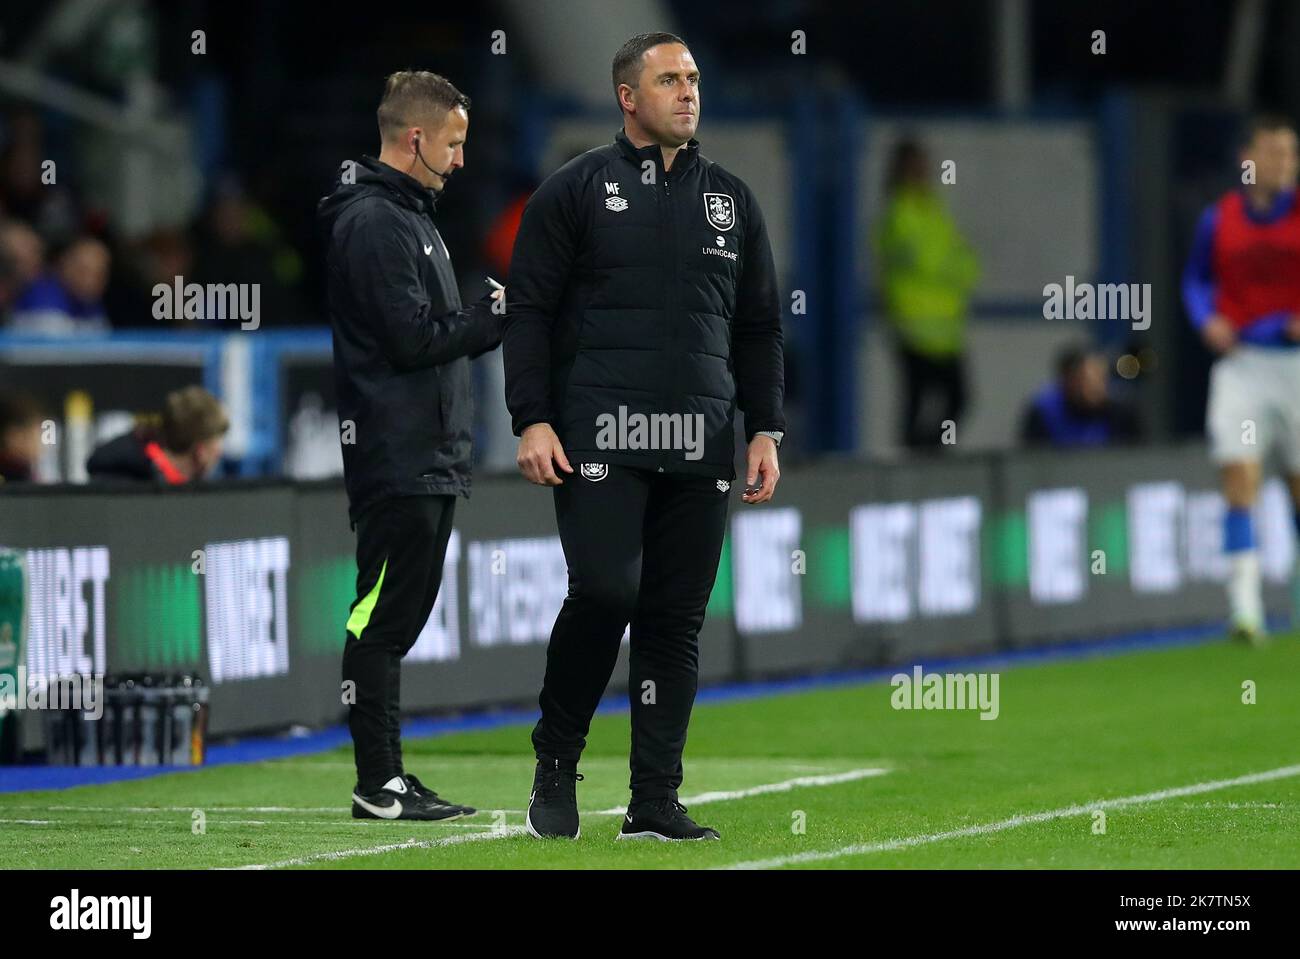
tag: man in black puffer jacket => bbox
[318,70,502,822]
[504,33,786,843]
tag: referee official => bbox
[318,71,503,820]
[504,33,785,841]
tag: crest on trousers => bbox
[704,193,735,232]
[580,463,609,482]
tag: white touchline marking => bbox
[720,762,1300,870]
[33,805,348,813]
[229,825,527,870]
[0,818,490,828]
[590,767,889,816]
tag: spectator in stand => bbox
[105,228,196,329]
[87,385,228,484]
[0,389,44,484]
[193,176,303,325]
[1021,345,1143,448]
[0,110,79,241]
[0,219,45,324]
[876,136,980,449]
[10,235,111,335]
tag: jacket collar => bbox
[357,155,439,215]
[614,129,700,178]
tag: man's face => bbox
[1,421,42,466]
[1066,356,1107,409]
[191,437,224,479]
[1,223,44,284]
[622,43,700,147]
[412,105,468,192]
[1243,128,1299,194]
[59,239,110,304]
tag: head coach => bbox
[318,70,504,821]
[503,33,786,841]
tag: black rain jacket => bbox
[503,131,785,479]
[318,156,501,522]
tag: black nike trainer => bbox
[618,798,720,841]
[404,773,477,816]
[525,756,583,839]
[351,775,469,821]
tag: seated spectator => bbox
[87,385,228,484]
[0,389,44,484]
[0,219,45,323]
[193,177,303,326]
[1021,345,1143,448]
[9,235,110,335]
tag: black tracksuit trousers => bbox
[342,494,456,793]
[531,464,730,802]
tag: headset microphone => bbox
[414,135,454,182]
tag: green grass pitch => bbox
[2,635,1298,869]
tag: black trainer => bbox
[404,773,477,816]
[525,756,583,839]
[618,798,720,841]
[351,775,468,821]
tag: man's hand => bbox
[1286,313,1300,342]
[516,423,573,486]
[741,435,780,504]
[1202,314,1237,355]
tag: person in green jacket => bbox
[875,137,979,448]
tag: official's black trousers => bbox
[899,345,968,448]
[532,464,730,802]
[342,494,456,793]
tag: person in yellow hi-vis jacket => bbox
[875,137,979,448]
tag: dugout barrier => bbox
[0,442,1293,751]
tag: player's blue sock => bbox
[1224,507,1254,553]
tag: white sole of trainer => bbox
[617,830,718,842]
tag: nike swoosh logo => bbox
[625,813,633,823]
[353,792,403,819]
[423,244,434,255]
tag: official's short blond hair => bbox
[161,386,228,452]
[377,70,471,143]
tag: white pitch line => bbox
[230,825,527,870]
[590,767,889,816]
[721,762,1300,870]
[27,805,348,814]
[0,818,489,828]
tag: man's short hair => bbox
[377,70,471,143]
[612,32,689,110]
[1242,113,1296,148]
[1056,343,1094,379]
[161,386,228,452]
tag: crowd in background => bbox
[0,107,306,334]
